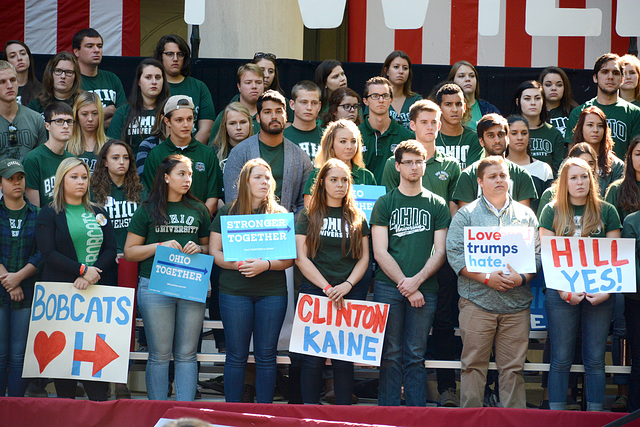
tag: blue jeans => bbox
[219,293,287,403]
[138,277,206,401]
[299,281,367,405]
[374,281,436,406]
[0,302,30,396]
[546,290,614,411]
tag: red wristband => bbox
[238,261,243,268]
[484,273,490,285]
[79,264,87,276]
[323,285,332,294]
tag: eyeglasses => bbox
[366,93,391,101]
[47,119,75,127]
[254,52,276,61]
[163,51,186,59]
[400,160,425,167]
[8,124,17,146]
[339,103,360,112]
[53,68,75,77]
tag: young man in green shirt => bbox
[433,83,484,169]
[142,95,222,217]
[371,140,450,406]
[283,80,323,162]
[359,76,414,184]
[565,53,640,159]
[453,114,537,208]
[72,28,126,129]
[0,61,46,161]
[23,102,74,207]
[154,34,215,145]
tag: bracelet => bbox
[519,274,527,286]
[158,242,162,246]
[323,285,332,294]
[484,273,490,285]
[79,264,87,276]
[345,279,354,288]
[566,292,572,303]
[267,260,271,270]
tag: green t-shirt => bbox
[0,104,47,161]
[598,155,625,198]
[303,164,376,196]
[295,206,370,285]
[210,204,287,297]
[390,94,422,129]
[565,98,640,159]
[529,122,565,175]
[259,140,285,198]
[7,204,27,238]
[65,204,103,266]
[360,118,415,184]
[466,100,482,131]
[93,182,146,252]
[128,200,211,278]
[23,144,73,206]
[604,179,640,221]
[168,76,216,135]
[81,69,127,109]
[435,126,483,169]
[142,136,223,204]
[283,125,323,162]
[539,201,621,237]
[537,186,555,219]
[453,159,538,204]
[106,105,156,156]
[381,150,461,203]
[27,96,74,115]
[370,187,451,293]
[78,150,98,174]
[548,106,569,138]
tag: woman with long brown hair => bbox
[295,158,369,404]
[380,50,422,129]
[539,157,621,411]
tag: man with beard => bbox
[453,114,537,207]
[565,53,640,158]
[223,90,312,215]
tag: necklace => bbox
[438,130,463,147]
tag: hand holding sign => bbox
[486,269,517,292]
[83,266,102,285]
[585,292,611,306]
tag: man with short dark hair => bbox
[73,28,126,128]
[23,102,74,207]
[223,90,312,215]
[153,35,215,144]
[360,76,414,183]
[565,53,640,158]
[0,61,46,162]
[433,83,484,169]
[453,114,537,207]
[283,80,323,162]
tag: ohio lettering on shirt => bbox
[436,145,468,169]
[608,118,627,142]
[320,216,349,238]
[550,117,568,137]
[88,89,117,107]
[156,213,198,234]
[530,137,553,158]
[128,115,155,136]
[297,141,320,160]
[389,207,432,237]
[104,196,139,230]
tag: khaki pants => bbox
[458,297,530,408]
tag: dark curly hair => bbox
[91,139,144,205]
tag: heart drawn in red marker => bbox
[33,331,66,373]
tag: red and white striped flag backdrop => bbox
[0,0,140,56]
[347,0,631,69]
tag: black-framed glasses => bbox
[163,51,185,59]
[53,68,75,77]
[253,52,276,61]
[366,93,391,101]
[8,124,17,146]
[339,103,360,112]
[47,119,75,127]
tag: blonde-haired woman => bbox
[621,54,640,106]
[539,157,621,411]
[67,92,108,174]
[303,119,376,206]
[35,157,117,400]
[210,158,293,403]
[210,102,253,172]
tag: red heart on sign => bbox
[34,331,66,373]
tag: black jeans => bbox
[625,297,640,411]
[433,261,459,393]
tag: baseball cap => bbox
[0,158,25,179]
[164,95,195,115]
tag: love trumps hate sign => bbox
[541,236,636,293]
[23,282,134,383]
[289,294,389,366]
[464,226,537,273]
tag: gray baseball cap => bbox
[0,158,25,179]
